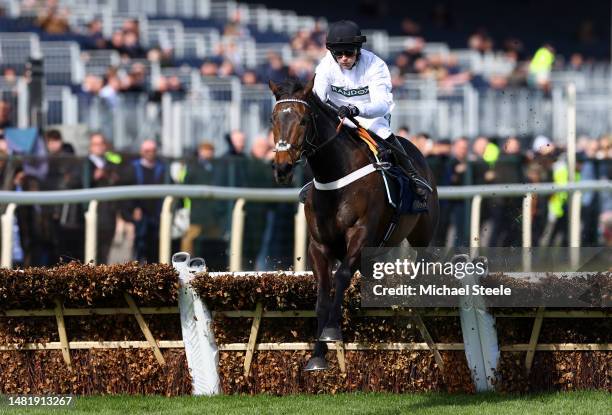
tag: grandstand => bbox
[0,0,611,154]
[0,0,610,270]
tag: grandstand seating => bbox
[0,0,611,154]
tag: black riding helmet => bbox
[325,20,367,52]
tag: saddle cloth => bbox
[356,128,427,214]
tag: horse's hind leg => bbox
[320,226,367,342]
[304,240,332,371]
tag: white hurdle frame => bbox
[0,181,609,269]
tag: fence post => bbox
[569,190,582,269]
[1,203,17,268]
[84,200,98,264]
[158,196,174,264]
[294,203,307,272]
[470,195,482,249]
[229,198,246,271]
[522,193,533,271]
[17,78,29,128]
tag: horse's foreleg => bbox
[320,226,367,342]
[304,240,332,371]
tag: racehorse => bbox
[269,77,439,370]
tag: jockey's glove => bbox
[338,104,359,119]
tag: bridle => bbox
[272,97,340,162]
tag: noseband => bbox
[272,98,312,157]
[272,98,338,159]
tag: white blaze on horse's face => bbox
[270,98,311,184]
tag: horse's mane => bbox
[276,77,306,97]
[276,77,376,152]
[308,92,376,157]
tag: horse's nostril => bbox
[277,162,293,175]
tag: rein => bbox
[272,98,341,159]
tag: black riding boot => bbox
[384,134,432,199]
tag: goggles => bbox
[330,48,357,58]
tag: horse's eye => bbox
[299,117,307,126]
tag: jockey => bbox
[313,20,432,199]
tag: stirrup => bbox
[410,175,433,196]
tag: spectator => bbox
[528,44,555,91]
[121,62,147,93]
[218,59,237,77]
[100,74,121,107]
[489,136,525,246]
[36,0,70,34]
[258,52,290,83]
[181,142,228,267]
[14,171,55,266]
[445,137,470,246]
[250,136,274,161]
[85,132,122,263]
[0,148,18,191]
[396,125,410,138]
[410,132,433,157]
[200,59,219,77]
[223,10,250,40]
[579,139,601,246]
[85,18,108,49]
[43,129,82,263]
[0,100,13,129]
[110,30,125,55]
[77,74,104,103]
[123,30,146,59]
[122,140,168,263]
[224,129,247,157]
[241,70,259,85]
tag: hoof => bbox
[319,326,342,342]
[304,356,328,371]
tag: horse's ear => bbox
[302,75,315,96]
[269,80,281,98]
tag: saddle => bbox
[300,126,427,214]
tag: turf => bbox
[0,391,609,415]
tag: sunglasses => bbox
[331,49,357,58]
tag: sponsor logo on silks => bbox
[331,85,369,97]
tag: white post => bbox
[570,191,582,269]
[161,93,173,157]
[16,78,29,128]
[522,193,533,271]
[470,195,482,249]
[158,196,175,264]
[1,203,17,268]
[84,200,98,264]
[293,203,307,272]
[570,191,582,247]
[173,252,221,395]
[566,83,580,266]
[229,198,246,271]
[567,83,577,183]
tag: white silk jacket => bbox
[313,48,394,138]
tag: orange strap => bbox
[337,119,379,156]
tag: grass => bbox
[0,391,609,415]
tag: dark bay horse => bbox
[269,77,439,370]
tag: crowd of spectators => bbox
[0,2,610,269]
[3,0,590,106]
[0,113,610,269]
[404,130,612,248]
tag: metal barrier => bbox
[0,180,609,269]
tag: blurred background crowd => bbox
[0,0,610,269]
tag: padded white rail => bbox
[456,254,500,391]
[173,252,221,396]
